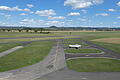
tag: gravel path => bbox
[0,40,66,80]
[0,46,23,58]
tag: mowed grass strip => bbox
[65,49,102,54]
[0,43,20,53]
[0,41,53,72]
[67,58,120,72]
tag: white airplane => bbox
[69,44,81,49]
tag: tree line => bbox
[0,26,120,32]
[0,27,51,34]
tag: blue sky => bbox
[0,0,120,27]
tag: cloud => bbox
[113,22,118,24]
[20,19,35,24]
[0,13,4,15]
[78,18,87,22]
[117,16,120,19]
[20,13,28,16]
[99,22,103,25]
[27,4,34,8]
[46,21,65,26]
[67,20,73,22]
[108,9,116,12]
[48,16,66,19]
[0,6,30,12]
[35,9,56,16]
[117,1,120,6]
[0,21,6,25]
[20,19,65,27]
[0,13,11,18]
[0,6,21,11]
[23,8,30,11]
[4,14,11,17]
[46,21,60,24]
[81,9,87,14]
[68,12,80,16]
[30,11,34,14]
[64,0,104,9]
[96,13,109,16]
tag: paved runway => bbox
[36,67,120,80]
[0,39,120,80]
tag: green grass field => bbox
[0,41,53,72]
[65,48,102,54]
[0,31,120,72]
[67,58,120,72]
[0,43,21,52]
[0,31,120,53]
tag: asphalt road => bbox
[36,67,120,80]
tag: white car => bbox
[69,44,81,49]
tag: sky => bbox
[0,0,120,27]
